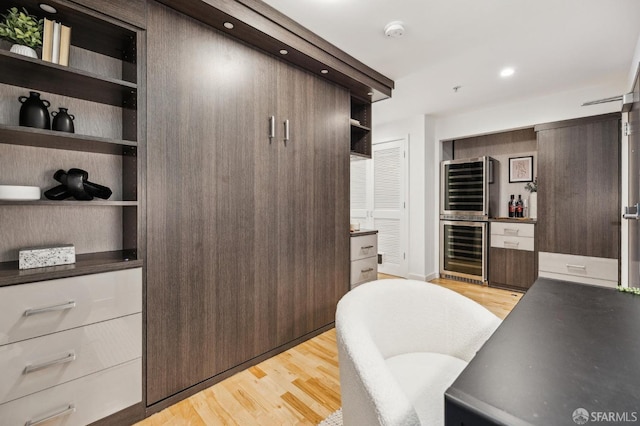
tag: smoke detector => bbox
[384,21,405,38]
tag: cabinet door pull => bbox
[504,228,519,236]
[504,241,519,248]
[269,116,275,139]
[24,301,76,317]
[25,404,76,426]
[566,264,586,270]
[361,268,374,273]
[284,119,290,143]
[361,245,374,249]
[24,352,76,374]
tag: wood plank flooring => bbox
[135,277,522,425]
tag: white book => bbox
[52,21,61,64]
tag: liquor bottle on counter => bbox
[508,194,515,218]
[516,194,523,218]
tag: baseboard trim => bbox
[407,273,427,281]
[425,272,439,282]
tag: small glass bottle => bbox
[508,194,515,218]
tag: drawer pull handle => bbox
[504,228,519,236]
[566,264,586,270]
[361,268,374,273]
[504,241,519,248]
[24,352,76,374]
[24,301,76,317]
[25,404,76,426]
[361,245,374,249]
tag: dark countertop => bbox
[349,229,378,237]
[445,278,640,425]
[490,217,537,224]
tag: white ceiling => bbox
[261,0,640,124]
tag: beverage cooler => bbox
[439,157,497,283]
[440,221,488,282]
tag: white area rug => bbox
[318,408,342,426]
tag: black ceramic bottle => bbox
[51,108,75,133]
[18,92,51,129]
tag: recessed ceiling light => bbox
[223,22,234,29]
[321,69,329,74]
[39,3,57,13]
[279,49,288,55]
[500,67,515,78]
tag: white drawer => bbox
[490,235,534,251]
[350,234,378,261]
[0,313,141,404]
[490,222,535,238]
[0,268,142,345]
[0,358,141,426]
[538,252,618,283]
[351,256,377,287]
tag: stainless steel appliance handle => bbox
[25,404,76,426]
[24,301,76,317]
[24,352,76,374]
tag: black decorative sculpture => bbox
[44,168,112,201]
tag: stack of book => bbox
[42,18,71,66]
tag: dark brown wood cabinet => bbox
[490,248,536,291]
[536,113,620,260]
[145,1,349,408]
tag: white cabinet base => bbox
[0,358,142,426]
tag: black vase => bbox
[18,91,51,129]
[51,108,75,133]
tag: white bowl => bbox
[0,185,41,201]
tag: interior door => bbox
[372,139,408,277]
[626,71,640,286]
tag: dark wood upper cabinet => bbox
[536,113,620,259]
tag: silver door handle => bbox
[361,245,374,249]
[623,203,640,219]
[361,268,374,273]
[284,119,290,143]
[566,264,586,270]
[25,404,76,426]
[24,301,76,317]
[269,116,275,139]
[24,352,76,374]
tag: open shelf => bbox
[350,95,371,158]
[351,122,371,132]
[0,124,137,154]
[0,250,143,287]
[7,0,139,63]
[0,50,137,107]
[0,200,138,206]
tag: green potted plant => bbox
[0,7,43,58]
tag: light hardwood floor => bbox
[136,277,522,425]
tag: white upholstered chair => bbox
[336,279,501,426]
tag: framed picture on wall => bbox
[509,156,533,183]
